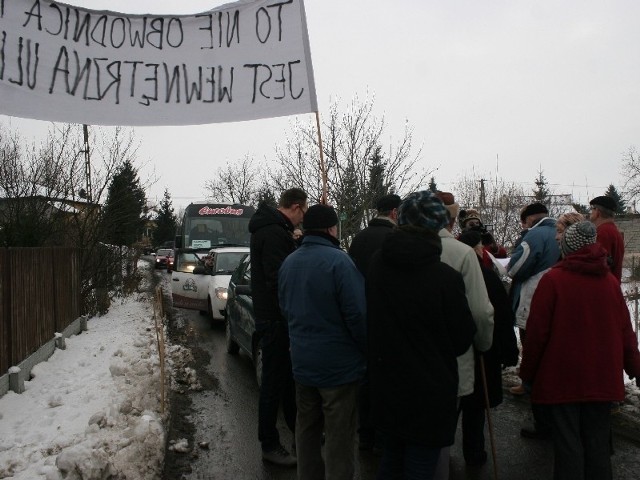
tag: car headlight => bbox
[215,287,228,300]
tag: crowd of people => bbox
[247,187,640,480]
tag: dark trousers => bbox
[295,381,359,480]
[548,402,612,480]
[378,434,441,480]
[460,394,487,464]
[258,322,296,452]
[358,372,376,444]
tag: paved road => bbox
[160,271,640,480]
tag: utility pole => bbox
[479,178,487,209]
[82,124,92,202]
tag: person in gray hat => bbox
[367,191,477,479]
[589,195,624,282]
[279,204,367,480]
[520,221,640,480]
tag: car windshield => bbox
[215,252,248,274]
[157,249,172,256]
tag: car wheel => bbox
[207,297,215,322]
[253,341,263,388]
[225,319,240,355]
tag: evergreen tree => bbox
[428,177,438,193]
[533,169,551,206]
[101,160,147,246]
[255,186,278,207]
[153,189,178,246]
[605,184,626,214]
[368,146,388,201]
[571,203,590,216]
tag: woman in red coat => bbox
[519,221,640,480]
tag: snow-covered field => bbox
[0,262,168,480]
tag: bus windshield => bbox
[178,204,255,249]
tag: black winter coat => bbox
[248,203,296,328]
[348,217,396,276]
[472,260,519,407]
[367,226,477,447]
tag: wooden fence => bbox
[0,247,81,375]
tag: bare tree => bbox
[0,122,145,313]
[622,146,640,201]
[271,95,431,244]
[453,173,527,250]
[203,155,261,204]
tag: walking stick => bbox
[479,355,499,480]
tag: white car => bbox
[171,246,249,321]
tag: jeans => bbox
[548,402,612,480]
[295,381,358,480]
[378,433,441,480]
[257,321,296,452]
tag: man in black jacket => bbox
[249,187,308,466]
[348,193,401,453]
[349,194,401,277]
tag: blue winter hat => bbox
[397,191,449,231]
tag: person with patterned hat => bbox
[458,208,484,231]
[589,195,624,283]
[519,221,640,480]
[366,190,477,479]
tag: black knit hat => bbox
[303,204,338,230]
[561,221,597,257]
[590,195,617,212]
[521,202,548,219]
[376,194,401,212]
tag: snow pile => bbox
[0,268,166,479]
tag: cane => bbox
[479,355,499,480]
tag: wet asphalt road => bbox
[159,271,640,480]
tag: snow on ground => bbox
[0,262,168,480]
[1,259,640,479]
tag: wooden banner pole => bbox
[315,111,328,204]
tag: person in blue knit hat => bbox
[366,191,477,479]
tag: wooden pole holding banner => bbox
[315,111,328,204]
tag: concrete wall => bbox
[617,215,640,256]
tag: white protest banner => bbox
[0,0,317,126]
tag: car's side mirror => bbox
[235,284,252,296]
[193,266,207,275]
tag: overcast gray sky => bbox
[3,0,639,210]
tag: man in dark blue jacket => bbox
[279,204,367,480]
[249,187,308,466]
